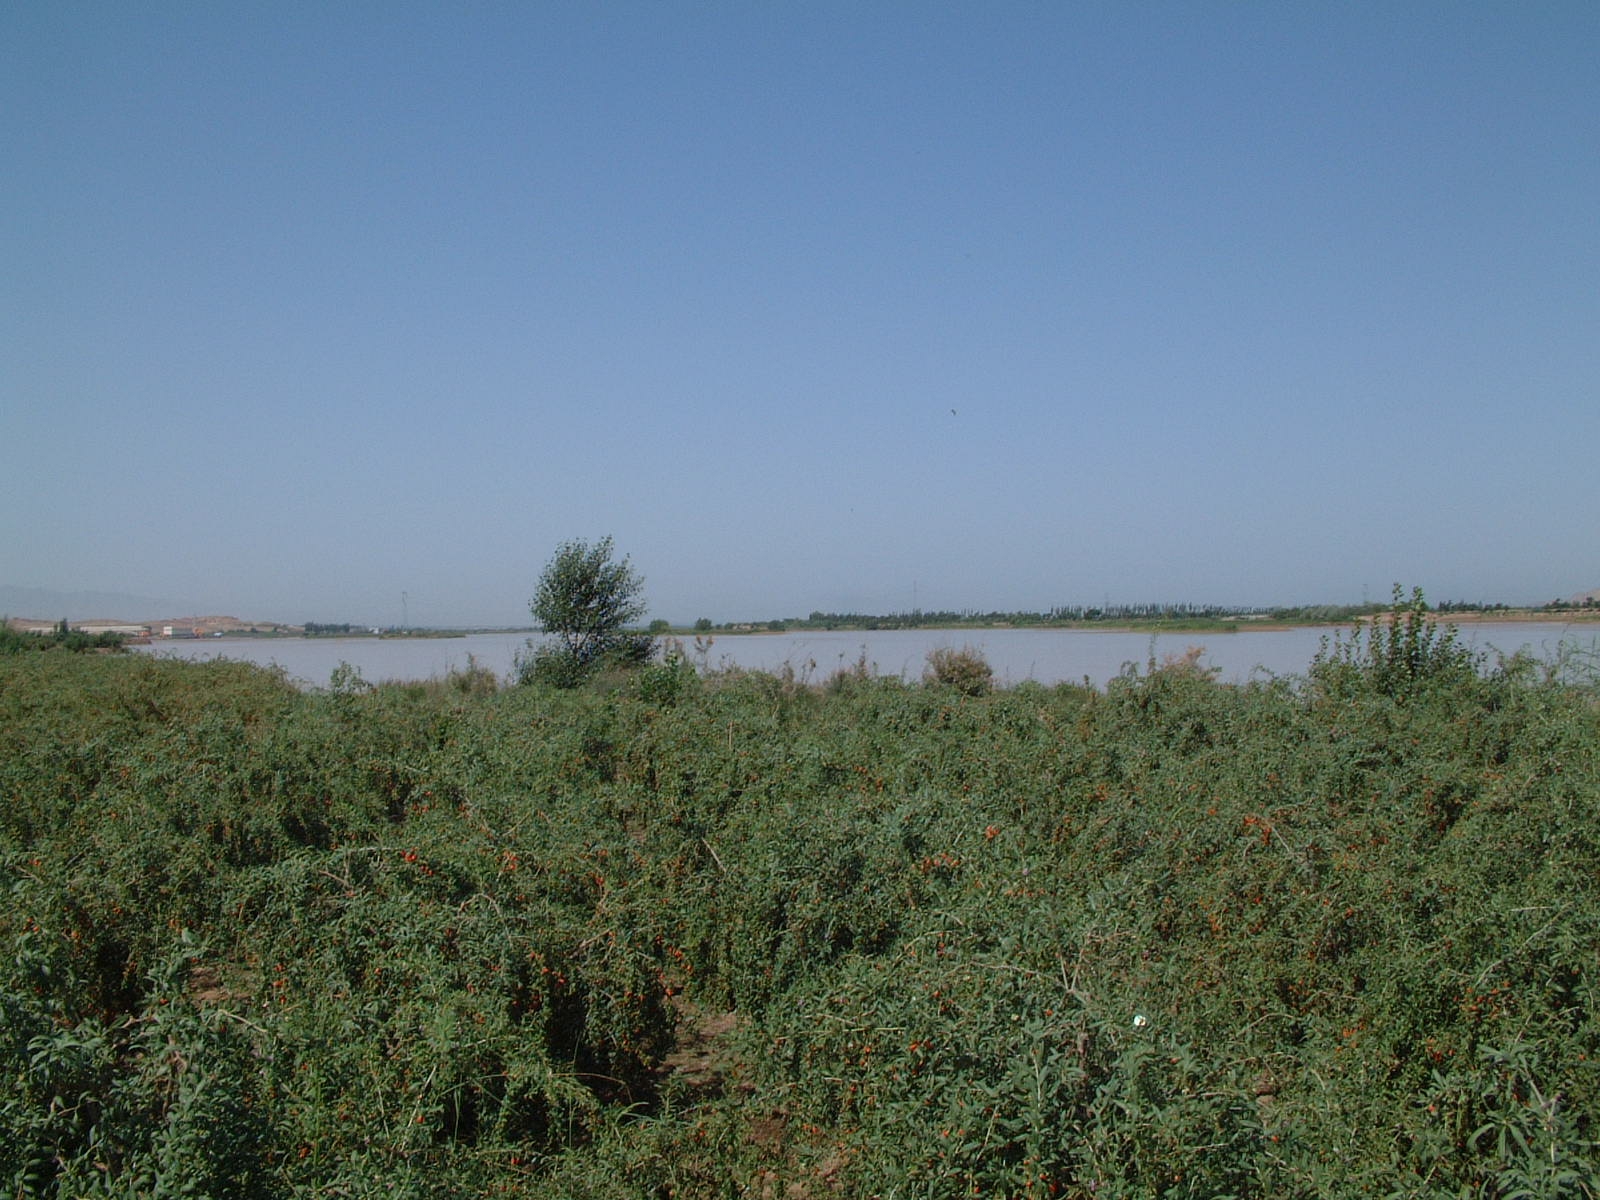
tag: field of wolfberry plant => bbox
[3,611,1597,1198]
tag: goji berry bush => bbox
[2,618,1596,1197]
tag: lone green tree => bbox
[522,537,651,686]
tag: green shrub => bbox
[922,644,994,695]
[1312,584,1479,700]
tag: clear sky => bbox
[5,4,1596,626]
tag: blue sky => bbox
[4,4,1596,626]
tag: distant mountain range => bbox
[0,585,202,623]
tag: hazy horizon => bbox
[6,6,1596,627]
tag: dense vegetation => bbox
[2,607,1597,1197]
[1,621,126,655]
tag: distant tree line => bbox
[1542,596,1599,611]
[698,596,1559,632]
[702,604,1264,632]
[304,622,360,637]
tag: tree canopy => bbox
[525,537,649,686]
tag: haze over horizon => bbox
[6,6,1596,628]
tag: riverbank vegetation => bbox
[3,605,1597,1197]
[0,620,126,655]
[695,596,1599,635]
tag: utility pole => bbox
[401,591,409,631]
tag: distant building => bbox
[6,619,57,635]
